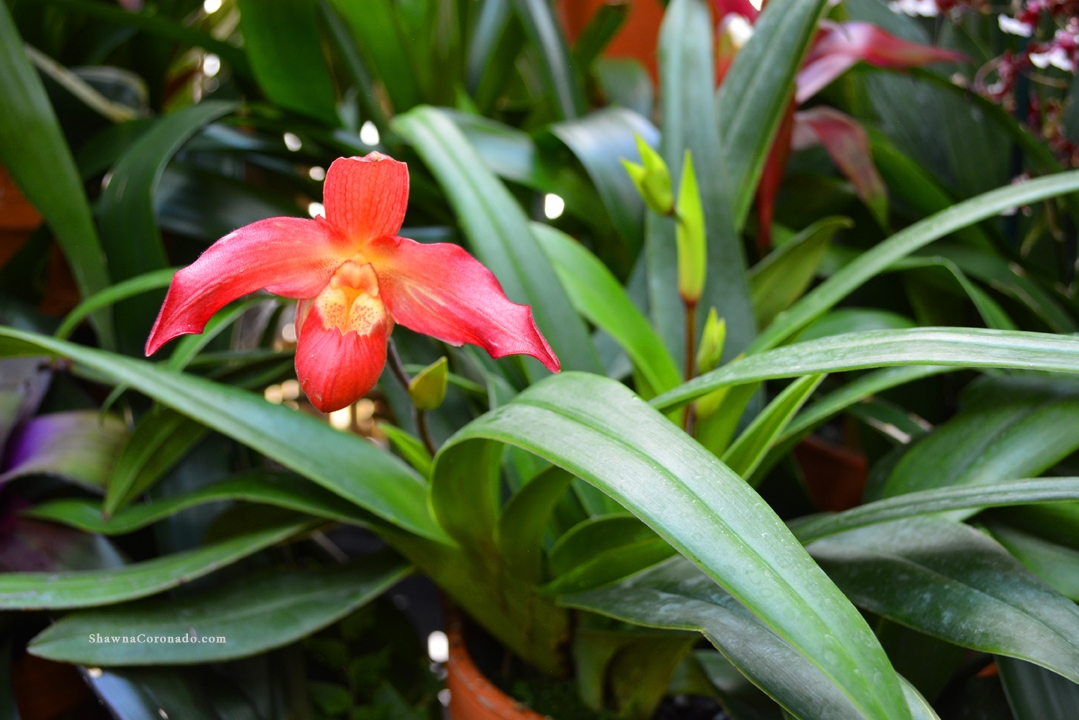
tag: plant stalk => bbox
[386,339,438,455]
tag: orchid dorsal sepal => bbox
[696,308,727,375]
[408,357,449,411]
[621,134,674,217]
[675,149,706,305]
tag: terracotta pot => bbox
[446,617,547,720]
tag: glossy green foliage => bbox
[808,517,1079,682]
[437,372,909,719]
[0,328,440,541]
[28,472,377,535]
[98,101,235,354]
[716,0,829,228]
[749,217,853,328]
[511,0,584,119]
[237,0,338,126]
[0,410,127,490]
[724,374,823,482]
[0,519,312,609]
[999,656,1079,719]
[0,4,112,341]
[29,554,410,664]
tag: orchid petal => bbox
[794,108,888,225]
[295,298,393,413]
[146,217,353,355]
[324,154,409,244]
[367,236,560,373]
[796,22,966,103]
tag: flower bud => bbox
[675,150,706,304]
[408,357,448,411]
[696,308,726,375]
[621,135,674,216]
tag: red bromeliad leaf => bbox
[796,21,966,103]
[713,0,760,21]
[793,107,888,226]
[755,102,797,253]
[147,154,559,413]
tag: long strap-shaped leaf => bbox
[654,328,1079,411]
[716,0,829,229]
[29,554,410,665]
[748,171,1079,354]
[434,372,909,719]
[0,328,444,542]
[0,4,112,344]
[0,519,312,609]
[791,478,1079,543]
[511,0,584,119]
[393,106,602,378]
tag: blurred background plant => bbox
[4,0,1079,718]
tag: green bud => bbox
[696,308,726,375]
[675,150,706,304]
[621,135,673,216]
[408,357,448,411]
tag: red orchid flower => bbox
[713,1,964,250]
[146,154,559,413]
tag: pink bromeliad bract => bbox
[146,153,559,413]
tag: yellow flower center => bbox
[314,259,387,335]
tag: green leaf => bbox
[880,376,1079,499]
[653,328,1079,412]
[105,408,209,516]
[0,328,442,542]
[791,478,1079,544]
[86,666,265,720]
[988,523,1079,602]
[563,556,909,720]
[999,656,1079,720]
[723,374,824,482]
[0,4,112,343]
[236,0,338,126]
[0,410,127,490]
[27,472,377,535]
[808,517,1079,683]
[378,423,432,481]
[392,106,602,377]
[318,0,390,137]
[793,309,917,343]
[329,0,421,112]
[40,0,251,79]
[55,268,177,341]
[496,466,574,583]
[99,101,236,354]
[892,256,1016,331]
[749,217,853,328]
[511,0,584,119]
[571,1,629,74]
[652,0,755,363]
[0,518,312,609]
[550,107,657,260]
[166,298,268,372]
[28,554,410,664]
[408,357,448,411]
[436,372,909,719]
[532,223,680,398]
[716,0,828,229]
[545,536,676,595]
[748,171,1079,354]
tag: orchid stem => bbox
[683,300,696,434]
[386,338,438,456]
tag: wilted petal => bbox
[324,154,409,244]
[294,294,394,414]
[146,217,353,355]
[794,108,888,225]
[796,21,965,102]
[366,236,560,372]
